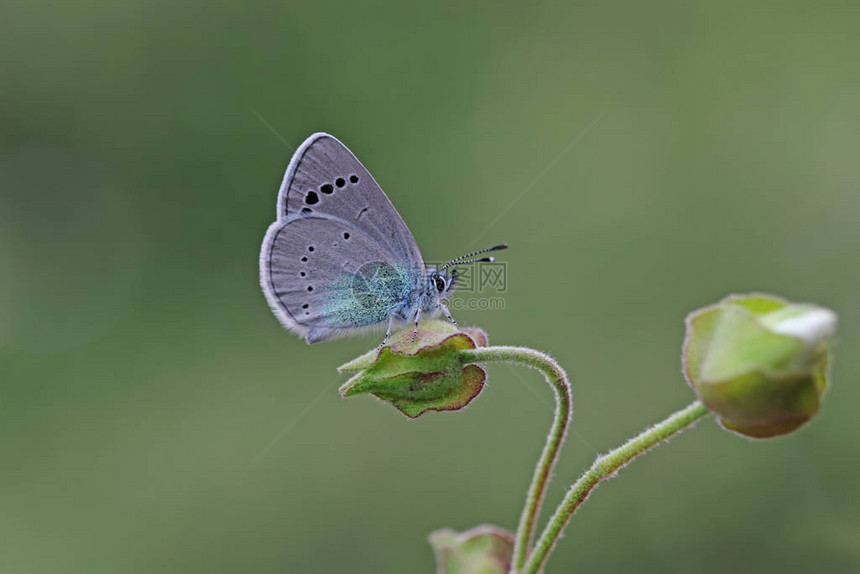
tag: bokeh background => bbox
[2,1,859,572]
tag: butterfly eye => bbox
[433,276,446,293]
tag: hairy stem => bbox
[521,400,710,574]
[460,346,572,572]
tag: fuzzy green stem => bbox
[459,346,572,572]
[520,400,710,574]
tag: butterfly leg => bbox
[411,308,422,342]
[440,303,459,328]
[378,314,396,350]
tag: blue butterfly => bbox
[260,133,506,344]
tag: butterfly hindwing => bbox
[261,214,416,343]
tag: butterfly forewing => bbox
[277,133,424,272]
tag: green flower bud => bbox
[428,525,514,574]
[683,294,836,439]
[338,320,489,418]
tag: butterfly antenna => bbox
[440,244,508,271]
[450,256,496,266]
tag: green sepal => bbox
[338,320,489,418]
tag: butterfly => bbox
[259,133,506,345]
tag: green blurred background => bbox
[2,1,859,572]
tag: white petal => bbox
[767,307,838,345]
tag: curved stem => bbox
[521,400,710,574]
[460,346,572,572]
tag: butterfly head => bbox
[428,268,457,300]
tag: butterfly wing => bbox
[261,214,417,343]
[275,133,424,270]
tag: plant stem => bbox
[459,346,572,572]
[520,400,710,574]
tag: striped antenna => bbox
[440,244,508,271]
